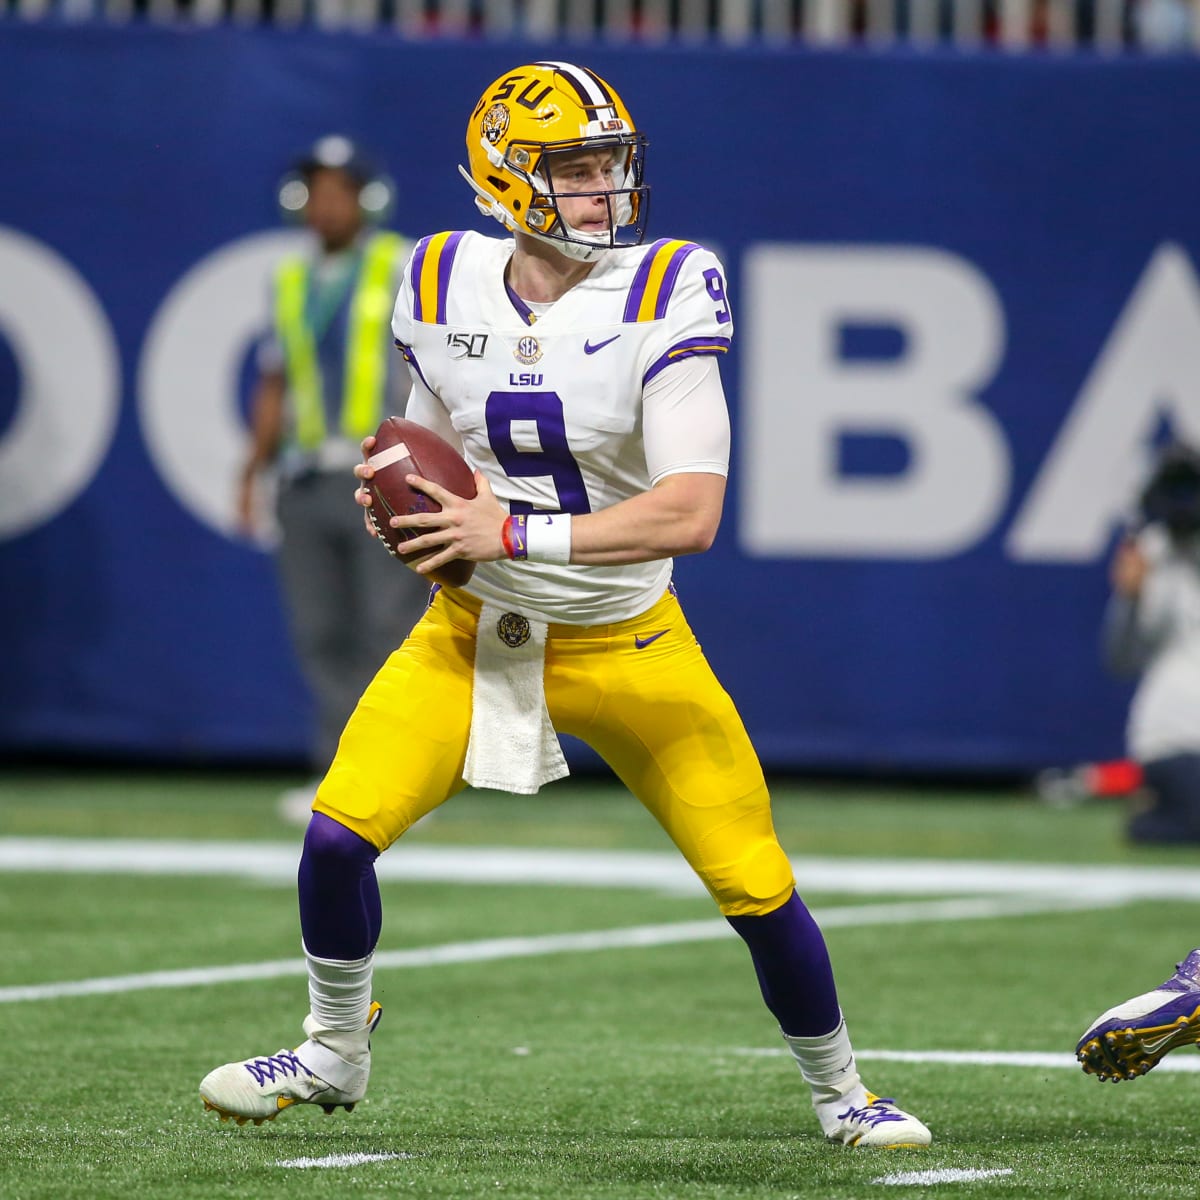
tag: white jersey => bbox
[391,229,733,625]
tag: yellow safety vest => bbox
[274,232,404,450]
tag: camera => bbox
[1139,442,1200,538]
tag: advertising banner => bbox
[3,23,1197,771]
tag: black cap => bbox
[294,135,377,186]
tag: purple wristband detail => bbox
[510,513,529,561]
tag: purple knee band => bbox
[297,812,382,960]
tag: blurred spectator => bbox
[1,0,1175,52]
[1104,441,1200,844]
[1131,0,1192,49]
[238,135,426,823]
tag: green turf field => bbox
[3,768,1200,1199]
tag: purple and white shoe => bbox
[200,1001,382,1124]
[826,1093,932,1148]
[1076,950,1200,1081]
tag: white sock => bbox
[782,1013,869,1134]
[304,946,374,1032]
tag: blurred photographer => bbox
[1105,441,1200,844]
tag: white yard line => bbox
[5,837,1200,900]
[731,1046,1200,1074]
[873,1168,1014,1186]
[275,1153,415,1169]
[0,893,1122,1005]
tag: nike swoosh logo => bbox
[1138,1028,1184,1055]
[584,335,621,355]
[634,629,669,649]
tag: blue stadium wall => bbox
[2,23,1198,773]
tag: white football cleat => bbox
[199,1001,382,1126]
[826,1092,932,1148]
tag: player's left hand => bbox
[387,469,507,571]
[354,435,381,537]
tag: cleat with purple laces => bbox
[1076,949,1200,1082]
[826,1092,931,1148]
[199,1002,382,1123]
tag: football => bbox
[365,416,477,588]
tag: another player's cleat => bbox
[199,1001,382,1124]
[1076,949,1200,1082]
[826,1092,932,1148]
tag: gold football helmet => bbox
[460,61,649,262]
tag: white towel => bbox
[462,603,570,794]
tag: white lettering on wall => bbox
[137,229,306,539]
[0,227,119,538]
[740,245,1009,558]
[1009,243,1200,561]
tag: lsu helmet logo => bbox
[482,104,510,146]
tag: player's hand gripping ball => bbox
[365,416,477,588]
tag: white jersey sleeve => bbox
[628,241,733,484]
[642,356,730,484]
[403,375,463,454]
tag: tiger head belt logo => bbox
[496,612,532,648]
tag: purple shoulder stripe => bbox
[653,242,700,320]
[409,235,434,324]
[434,231,465,326]
[642,335,732,385]
[409,236,433,324]
[622,238,673,323]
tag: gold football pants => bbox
[313,586,795,916]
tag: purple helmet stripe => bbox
[434,231,465,325]
[642,335,731,385]
[622,239,672,323]
[654,242,700,320]
[535,60,613,111]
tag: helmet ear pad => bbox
[277,136,397,225]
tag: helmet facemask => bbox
[519,136,649,262]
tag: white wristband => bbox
[510,513,572,565]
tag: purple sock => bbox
[297,812,382,960]
[726,891,841,1037]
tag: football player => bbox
[200,61,931,1149]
